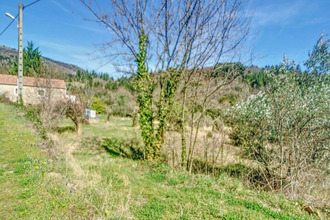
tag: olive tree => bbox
[229,59,329,201]
[304,34,329,75]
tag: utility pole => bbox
[17,3,23,103]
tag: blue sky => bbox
[247,0,329,67]
[0,0,329,76]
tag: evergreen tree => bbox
[11,41,43,76]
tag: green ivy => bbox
[135,33,183,160]
[135,31,155,160]
[155,68,182,158]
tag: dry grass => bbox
[163,124,242,168]
[1,103,326,219]
[61,114,247,169]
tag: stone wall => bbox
[0,84,66,105]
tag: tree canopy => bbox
[304,34,330,74]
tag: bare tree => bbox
[35,66,66,132]
[65,82,94,134]
[183,63,250,172]
[65,98,86,135]
[81,0,251,160]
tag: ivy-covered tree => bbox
[82,0,250,161]
[11,41,43,76]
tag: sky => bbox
[0,0,329,77]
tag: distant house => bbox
[0,74,66,105]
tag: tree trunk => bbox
[76,122,82,136]
[180,85,187,169]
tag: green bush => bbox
[90,97,106,114]
[228,60,329,194]
[24,106,49,141]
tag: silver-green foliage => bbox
[305,34,329,75]
[229,60,329,196]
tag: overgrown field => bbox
[0,102,325,219]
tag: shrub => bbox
[228,62,329,200]
[91,97,106,114]
[24,106,48,140]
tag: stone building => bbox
[0,74,66,105]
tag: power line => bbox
[24,0,42,9]
[0,0,42,37]
[0,14,18,37]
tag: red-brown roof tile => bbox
[0,74,66,89]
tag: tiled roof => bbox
[0,74,66,89]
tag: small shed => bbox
[84,109,96,119]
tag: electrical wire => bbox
[24,0,42,9]
[0,14,18,37]
[0,0,42,37]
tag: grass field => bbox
[0,102,323,219]
[60,114,140,140]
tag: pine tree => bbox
[11,41,43,76]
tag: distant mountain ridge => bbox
[0,44,83,75]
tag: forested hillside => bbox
[0,44,83,75]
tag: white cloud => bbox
[251,0,307,27]
[50,0,71,15]
[64,22,108,34]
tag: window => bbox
[37,88,46,97]
[14,87,18,96]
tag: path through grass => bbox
[0,102,322,219]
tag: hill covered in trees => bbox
[0,44,83,75]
